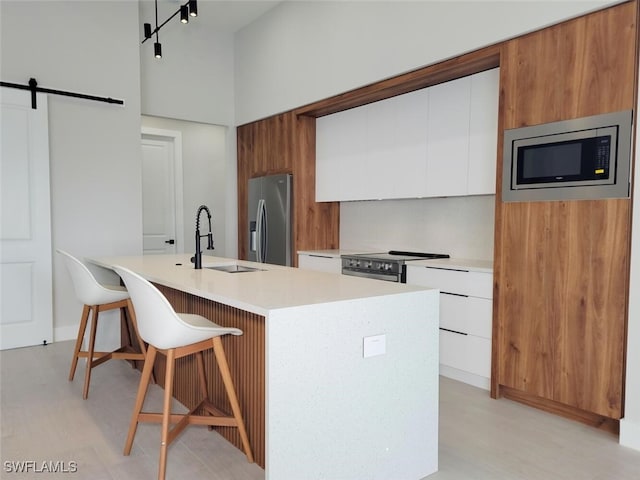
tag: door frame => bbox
[141,127,185,253]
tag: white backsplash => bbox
[340,195,495,260]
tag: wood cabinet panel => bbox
[293,115,340,254]
[237,113,339,265]
[494,0,637,420]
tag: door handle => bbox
[165,239,175,245]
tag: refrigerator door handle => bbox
[256,199,267,263]
[249,221,257,253]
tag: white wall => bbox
[138,0,239,258]
[0,1,142,342]
[234,0,620,125]
[138,0,235,126]
[340,196,495,260]
[141,115,229,257]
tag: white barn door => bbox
[0,87,53,349]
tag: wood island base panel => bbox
[154,284,266,468]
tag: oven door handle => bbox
[341,269,400,282]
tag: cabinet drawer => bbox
[297,254,341,274]
[439,330,491,378]
[440,293,492,339]
[407,266,492,298]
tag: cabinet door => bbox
[316,107,367,201]
[440,293,493,338]
[426,76,471,197]
[468,68,500,195]
[406,266,493,298]
[363,97,397,199]
[297,254,341,274]
[365,89,429,199]
[440,330,491,378]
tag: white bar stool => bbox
[57,250,147,399]
[113,265,254,480]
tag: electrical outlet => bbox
[363,334,386,358]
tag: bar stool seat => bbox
[57,249,147,399]
[114,265,253,480]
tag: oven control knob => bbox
[384,263,392,271]
[366,261,372,269]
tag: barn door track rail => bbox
[0,78,124,109]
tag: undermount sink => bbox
[205,264,264,273]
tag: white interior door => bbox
[0,87,53,350]
[141,129,183,255]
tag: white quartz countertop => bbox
[409,257,493,273]
[89,254,430,316]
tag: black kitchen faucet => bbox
[191,205,214,269]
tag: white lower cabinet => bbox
[406,264,493,390]
[297,253,342,274]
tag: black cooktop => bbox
[345,251,450,262]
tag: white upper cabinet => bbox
[468,68,500,195]
[371,89,429,199]
[316,106,367,201]
[316,68,499,202]
[426,76,471,197]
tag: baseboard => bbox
[440,364,490,390]
[499,384,619,435]
[54,325,77,343]
[620,418,640,452]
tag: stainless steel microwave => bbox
[502,110,633,202]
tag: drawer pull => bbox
[426,266,469,273]
[440,327,468,336]
[441,291,469,298]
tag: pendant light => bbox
[141,0,198,58]
[189,0,198,17]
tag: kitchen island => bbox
[89,254,439,480]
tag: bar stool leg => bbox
[69,304,90,381]
[126,300,155,384]
[124,345,157,456]
[158,348,176,480]
[82,306,99,400]
[195,351,208,399]
[212,337,254,463]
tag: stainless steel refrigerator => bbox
[247,173,292,266]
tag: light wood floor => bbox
[1,340,639,479]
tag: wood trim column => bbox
[492,0,637,422]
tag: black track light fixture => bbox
[189,0,198,17]
[141,0,199,58]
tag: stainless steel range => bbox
[341,250,450,283]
